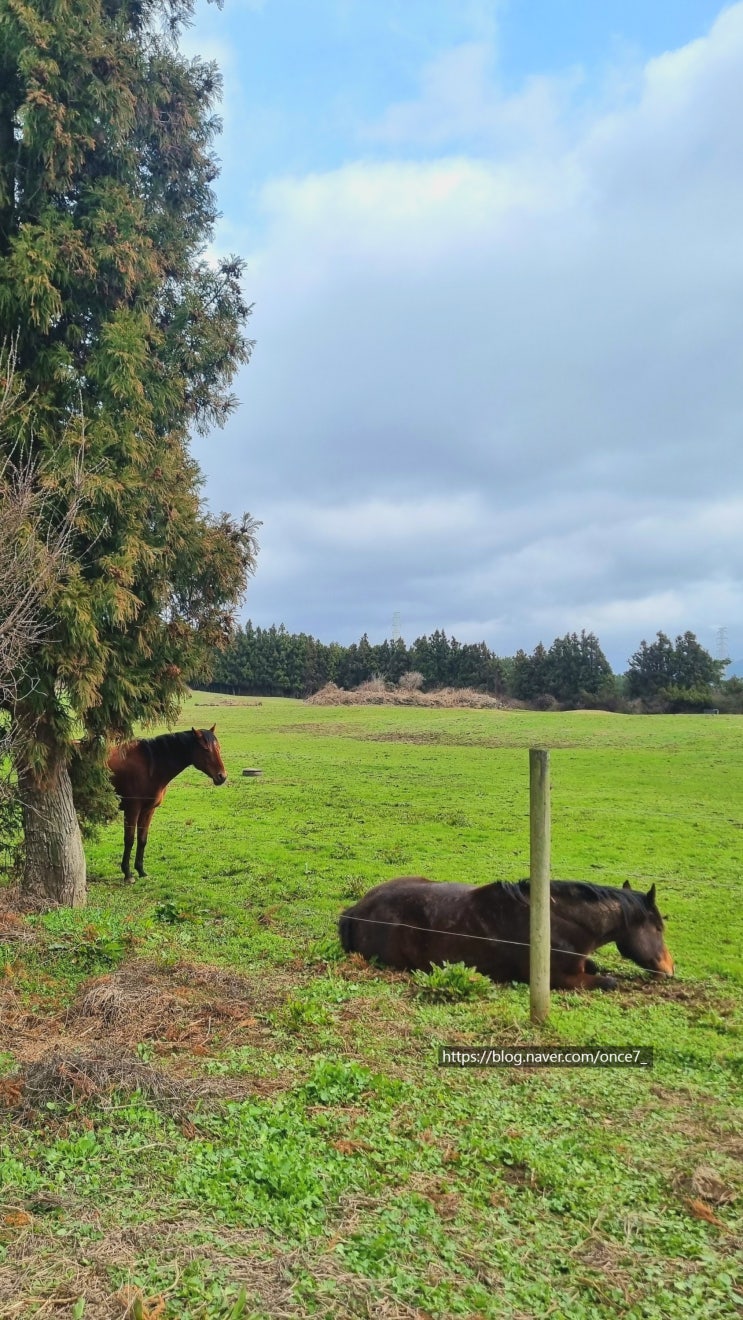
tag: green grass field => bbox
[1,697,741,1318]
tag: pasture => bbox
[1,697,741,1318]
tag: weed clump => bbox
[411,961,493,1003]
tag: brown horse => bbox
[108,726,227,880]
[339,876,674,990]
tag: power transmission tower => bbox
[392,611,401,641]
[715,626,728,663]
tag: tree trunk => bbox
[20,754,86,909]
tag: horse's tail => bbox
[338,910,356,954]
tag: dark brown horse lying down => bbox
[339,876,674,991]
[108,727,227,881]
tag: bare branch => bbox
[0,339,85,786]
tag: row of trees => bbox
[206,624,732,708]
[210,624,505,697]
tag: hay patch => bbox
[307,681,505,709]
[4,1044,281,1121]
[2,959,309,1080]
[66,961,288,1064]
[675,1165,738,1207]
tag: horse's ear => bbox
[192,727,204,744]
[623,880,632,890]
[210,724,216,733]
[645,884,657,907]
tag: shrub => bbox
[398,671,425,692]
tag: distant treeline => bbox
[198,623,742,712]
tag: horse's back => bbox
[339,875,503,974]
[343,875,474,922]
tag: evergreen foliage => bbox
[0,0,257,900]
[626,632,727,701]
[208,624,507,698]
[207,623,727,713]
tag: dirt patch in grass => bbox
[192,697,263,707]
[2,957,419,1115]
[570,1235,640,1309]
[674,1165,738,1206]
[609,974,712,1005]
[0,885,49,919]
[333,992,421,1063]
[356,729,586,749]
[0,1215,296,1320]
[0,979,48,1061]
[336,952,410,987]
[278,720,365,738]
[363,730,475,745]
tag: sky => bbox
[184,0,742,671]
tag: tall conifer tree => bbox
[0,0,257,906]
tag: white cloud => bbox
[197,3,743,666]
[364,40,579,157]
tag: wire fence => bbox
[341,912,673,976]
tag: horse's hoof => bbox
[596,975,617,991]
[136,870,147,879]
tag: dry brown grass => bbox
[0,906,37,944]
[0,1200,480,1320]
[16,1047,219,1115]
[307,681,505,709]
[0,959,326,1123]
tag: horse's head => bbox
[191,726,227,785]
[616,883,674,976]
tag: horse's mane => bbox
[137,730,196,754]
[134,728,218,774]
[492,879,652,921]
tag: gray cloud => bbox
[195,4,743,668]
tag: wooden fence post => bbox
[529,747,551,1024]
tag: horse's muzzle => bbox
[213,773,227,786]
[655,950,675,976]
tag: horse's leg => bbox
[134,803,157,878]
[552,969,617,991]
[549,960,620,992]
[121,803,139,881]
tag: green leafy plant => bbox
[154,896,195,925]
[306,934,346,964]
[46,923,133,971]
[282,997,333,1033]
[411,961,493,1003]
[299,1057,375,1106]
